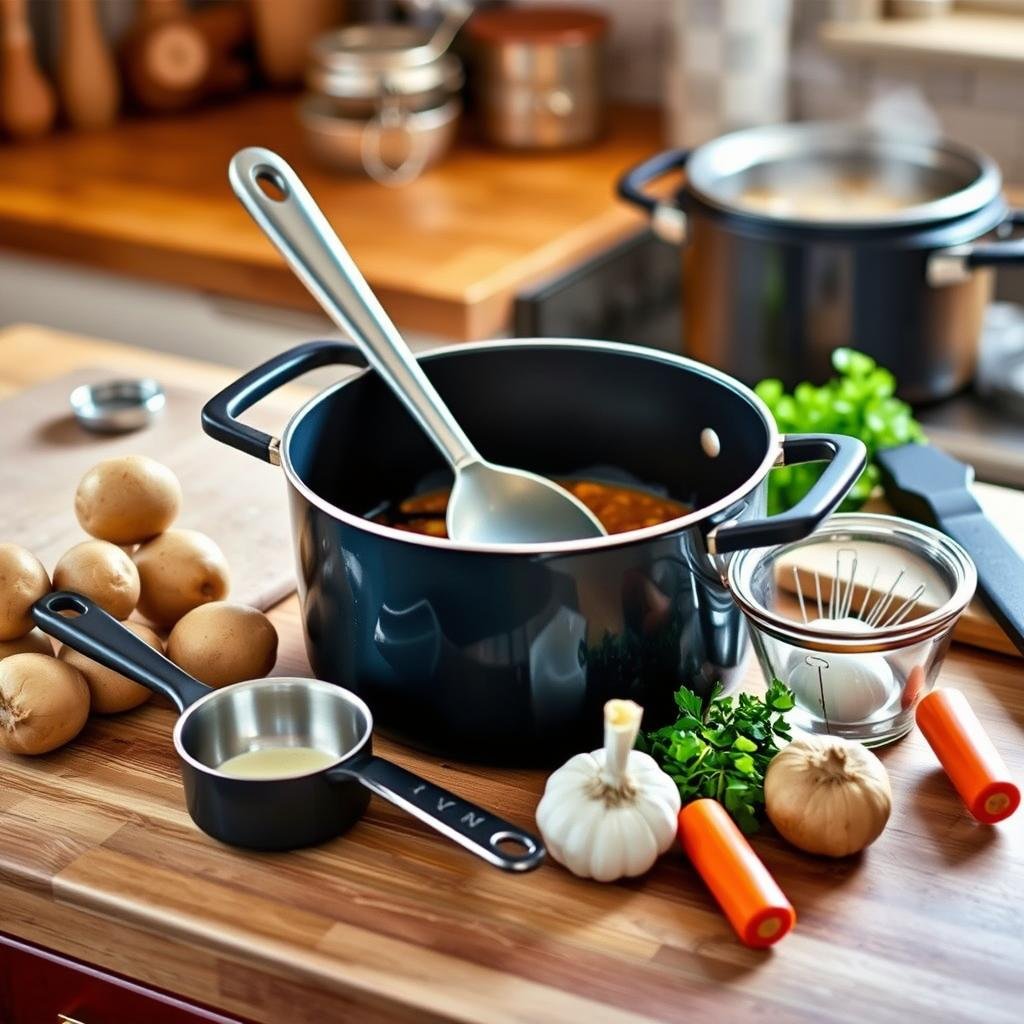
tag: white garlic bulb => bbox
[536,700,681,882]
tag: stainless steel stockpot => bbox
[619,122,1024,403]
[202,338,864,765]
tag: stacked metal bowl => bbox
[301,23,464,186]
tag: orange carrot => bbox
[677,799,795,948]
[916,688,1020,824]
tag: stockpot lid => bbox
[684,121,1003,231]
[307,24,464,100]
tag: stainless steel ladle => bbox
[229,147,606,545]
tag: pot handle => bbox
[32,592,211,712]
[201,340,367,465]
[707,433,867,555]
[928,209,1024,285]
[616,148,691,245]
[331,754,545,873]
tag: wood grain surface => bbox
[1,327,1022,1024]
[0,96,662,340]
[0,365,297,615]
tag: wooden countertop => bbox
[0,95,661,340]
[2,326,1023,1023]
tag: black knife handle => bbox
[934,512,1024,657]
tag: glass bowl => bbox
[726,514,977,746]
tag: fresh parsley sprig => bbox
[637,680,795,834]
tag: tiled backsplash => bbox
[518,0,670,104]
[792,1,1024,180]
[525,0,1024,182]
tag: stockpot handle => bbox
[32,593,211,712]
[330,755,545,873]
[928,209,1024,284]
[707,434,867,556]
[201,340,367,465]
[616,148,691,245]
[966,209,1024,268]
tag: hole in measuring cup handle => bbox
[340,755,545,870]
[490,830,539,858]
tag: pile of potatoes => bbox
[0,455,278,756]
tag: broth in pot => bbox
[376,479,690,539]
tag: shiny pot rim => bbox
[685,121,1003,232]
[308,24,464,100]
[277,338,782,556]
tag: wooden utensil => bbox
[251,0,344,86]
[120,0,251,113]
[0,0,56,140]
[58,0,121,131]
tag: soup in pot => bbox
[375,479,690,539]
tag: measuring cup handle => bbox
[32,592,210,712]
[332,755,545,873]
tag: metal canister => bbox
[303,20,465,184]
[467,6,608,150]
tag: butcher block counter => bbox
[0,96,661,341]
[1,325,1023,1023]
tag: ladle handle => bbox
[228,147,479,472]
[32,592,210,712]
[332,755,545,873]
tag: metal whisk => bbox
[793,548,925,629]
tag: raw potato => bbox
[59,621,161,714]
[0,653,90,755]
[167,602,278,688]
[0,544,51,641]
[75,455,182,545]
[133,529,230,628]
[0,630,53,663]
[53,540,140,621]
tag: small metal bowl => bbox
[70,379,166,434]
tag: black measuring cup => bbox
[33,593,544,870]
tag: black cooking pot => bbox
[203,338,865,764]
[618,123,1024,403]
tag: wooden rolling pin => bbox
[0,0,57,140]
[58,0,121,130]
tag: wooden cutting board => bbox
[780,483,1024,658]
[0,368,298,615]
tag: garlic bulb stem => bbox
[601,699,643,789]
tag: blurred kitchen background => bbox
[2,0,1024,477]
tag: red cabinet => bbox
[0,933,247,1024]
